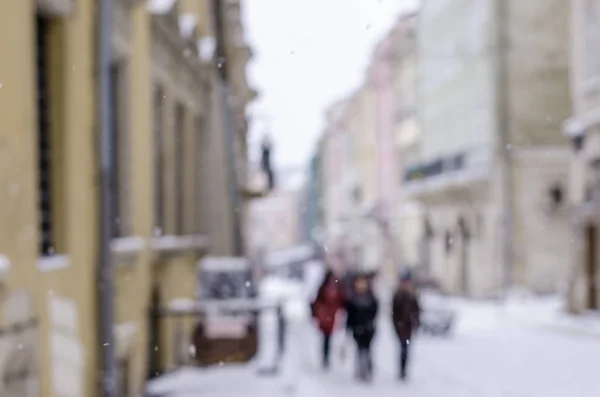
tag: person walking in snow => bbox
[391,269,421,381]
[311,268,346,369]
[345,273,379,381]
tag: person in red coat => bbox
[311,269,346,369]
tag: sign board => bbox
[203,316,249,339]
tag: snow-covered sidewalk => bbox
[145,276,600,397]
[493,294,600,339]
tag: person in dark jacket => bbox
[345,274,379,381]
[311,269,346,369]
[392,269,421,380]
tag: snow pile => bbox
[259,275,308,320]
[145,367,205,396]
[504,294,600,337]
[259,275,303,301]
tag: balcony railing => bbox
[404,152,465,182]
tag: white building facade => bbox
[564,0,600,312]
[406,0,572,296]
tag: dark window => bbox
[37,15,54,256]
[445,230,453,253]
[458,216,470,240]
[174,103,185,235]
[194,116,206,234]
[573,134,585,152]
[109,63,124,238]
[153,87,165,235]
[118,358,129,396]
[549,185,563,207]
[424,218,434,239]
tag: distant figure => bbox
[260,135,274,189]
[345,273,379,381]
[391,269,421,381]
[276,304,286,359]
[311,268,346,369]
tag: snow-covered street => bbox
[147,291,600,397]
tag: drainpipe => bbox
[98,0,118,396]
[495,0,514,298]
[211,0,244,256]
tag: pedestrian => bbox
[391,269,421,381]
[276,304,286,360]
[311,268,346,370]
[345,273,379,381]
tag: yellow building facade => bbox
[0,0,255,396]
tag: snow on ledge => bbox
[0,254,10,279]
[199,256,250,272]
[178,13,197,39]
[153,234,209,252]
[111,236,146,255]
[147,0,176,14]
[37,255,69,272]
[198,36,216,63]
[168,298,197,312]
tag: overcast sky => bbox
[242,0,419,185]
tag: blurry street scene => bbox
[0,0,600,397]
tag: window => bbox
[445,230,453,253]
[117,358,130,397]
[109,62,131,238]
[174,103,185,235]
[37,15,56,256]
[194,116,206,234]
[586,0,599,78]
[153,86,165,235]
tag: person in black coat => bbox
[391,269,421,380]
[345,274,379,381]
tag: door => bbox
[458,217,470,295]
[585,225,598,310]
[148,286,163,379]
